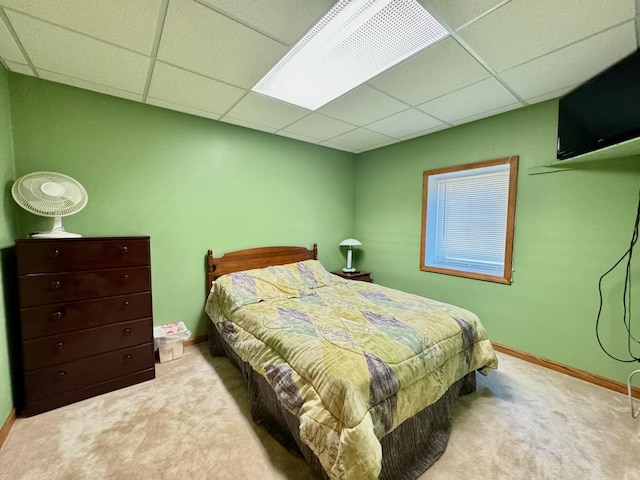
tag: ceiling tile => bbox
[319,141,360,153]
[366,108,444,138]
[146,97,220,120]
[525,84,579,105]
[400,124,449,141]
[500,21,637,101]
[194,0,334,45]
[450,102,520,126]
[282,113,355,141]
[0,15,26,63]
[275,130,319,144]
[8,11,149,94]
[4,60,32,75]
[360,138,399,152]
[148,62,245,116]
[221,116,278,134]
[224,92,309,129]
[419,0,509,29]
[157,0,288,89]
[458,0,636,72]
[318,85,408,126]
[37,69,143,102]
[370,37,490,105]
[328,128,393,151]
[1,0,162,54]
[418,78,520,123]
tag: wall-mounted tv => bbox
[557,50,640,160]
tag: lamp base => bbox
[30,231,82,239]
[342,267,356,273]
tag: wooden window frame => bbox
[420,156,518,285]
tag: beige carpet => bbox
[0,344,638,480]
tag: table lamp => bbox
[340,238,362,272]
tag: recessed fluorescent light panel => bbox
[252,0,448,110]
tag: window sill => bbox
[420,265,511,285]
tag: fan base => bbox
[30,231,82,239]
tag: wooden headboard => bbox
[206,244,318,292]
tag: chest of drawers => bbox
[15,237,155,416]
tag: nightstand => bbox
[332,270,372,282]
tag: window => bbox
[420,156,518,284]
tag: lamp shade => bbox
[340,238,362,247]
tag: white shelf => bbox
[528,136,640,175]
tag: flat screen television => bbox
[557,49,640,160]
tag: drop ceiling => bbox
[0,0,637,154]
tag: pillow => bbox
[213,260,337,314]
[214,267,298,313]
[266,259,336,289]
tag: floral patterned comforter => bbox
[205,260,498,480]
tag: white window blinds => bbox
[425,163,511,276]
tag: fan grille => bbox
[12,171,88,217]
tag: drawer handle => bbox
[124,354,132,361]
[122,328,132,336]
[49,249,59,258]
[55,341,64,350]
[121,274,130,283]
[56,371,66,380]
[120,246,129,254]
[122,300,130,309]
[50,311,62,321]
[50,281,61,290]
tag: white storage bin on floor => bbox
[153,322,191,363]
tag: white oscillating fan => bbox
[11,171,88,238]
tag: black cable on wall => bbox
[595,186,640,363]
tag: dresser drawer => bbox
[24,369,155,417]
[25,343,154,401]
[20,292,153,340]
[16,238,150,274]
[23,318,153,370]
[19,266,151,307]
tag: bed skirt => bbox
[208,321,476,480]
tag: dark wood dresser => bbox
[15,236,155,416]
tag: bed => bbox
[204,244,498,480]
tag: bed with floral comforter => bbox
[205,259,497,480]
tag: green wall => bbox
[0,66,17,425]
[355,100,640,385]
[3,72,638,405]
[8,75,356,339]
